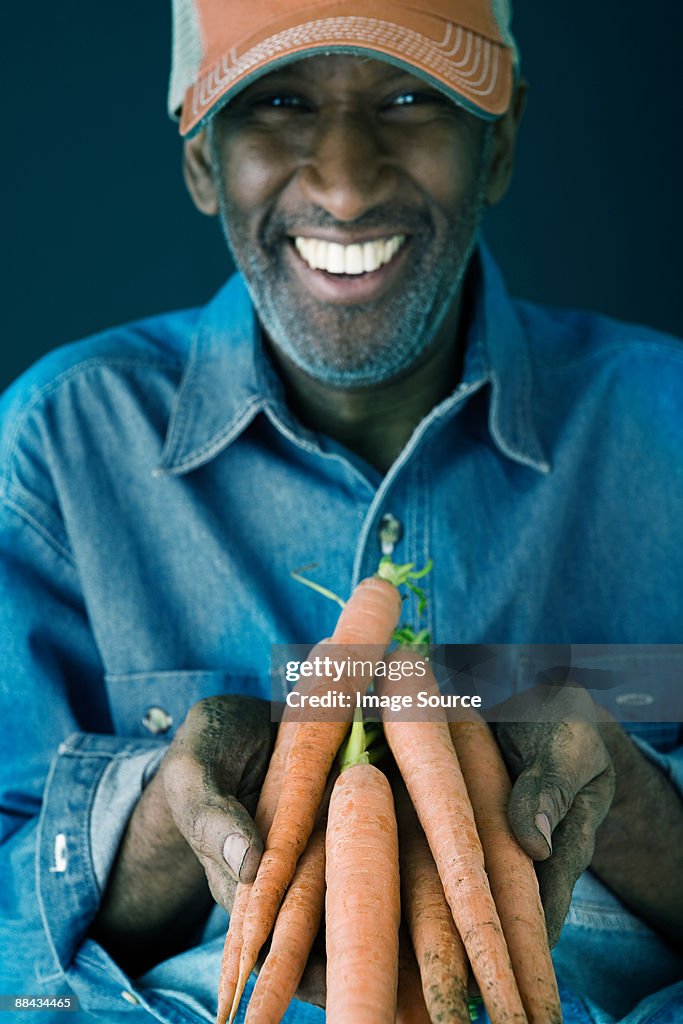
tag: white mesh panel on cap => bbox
[490,0,518,64]
[168,0,205,118]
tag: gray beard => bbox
[209,126,491,388]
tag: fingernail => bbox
[535,812,553,854]
[223,833,250,877]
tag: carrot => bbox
[241,770,335,1024]
[325,761,400,1024]
[243,825,326,1024]
[394,776,471,1024]
[217,885,251,1024]
[216,720,297,1024]
[377,652,527,1024]
[219,640,337,1023]
[232,575,402,1018]
[449,712,562,1024]
[396,929,432,1024]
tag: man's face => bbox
[190,55,507,387]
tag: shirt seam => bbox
[105,668,263,682]
[58,737,162,760]
[157,396,264,476]
[564,903,653,934]
[1,354,183,560]
[37,736,162,980]
[155,333,202,468]
[470,270,550,472]
[2,354,182,480]
[531,337,683,373]
[35,750,70,984]
[0,489,75,565]
[257,402,376,485]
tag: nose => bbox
[297,111,397,222]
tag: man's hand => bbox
[590,716,683,946]
[492,684,616,946]
[92,695,274,975]
[160,694,274,901]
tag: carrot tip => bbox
[216,988,234,1024]
[229,967,250,1024]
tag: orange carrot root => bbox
[450,712,562,1024]
[326,764,400,1024]
[378,653,527,1024]
[217,883,250,1024]
[232,575,402,1018]
[394,778,471,1024]
[396,929,432,1024]
[234,719,347,1015]
[244,827,326,1024]
[216,722,297,1024]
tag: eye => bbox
[382,90,456,117]
[387,90,452,109]
[252,93,311,111]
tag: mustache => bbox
[260,203,433,251]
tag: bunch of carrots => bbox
[216,559,562,1024]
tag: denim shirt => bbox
[1,245,682,1023]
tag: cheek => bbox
[221,135,294,212]
[413,152,479,211]
[396,124,486,214]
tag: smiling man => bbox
[183,49,518,471]
[1,2,683,1023]
[193,54,500,387]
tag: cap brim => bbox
[179,13,514,136]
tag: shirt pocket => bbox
[103,669,269,739]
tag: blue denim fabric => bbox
[1,244,682,1021]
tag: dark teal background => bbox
[3,4,682,391]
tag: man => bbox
[1,2,682,1022]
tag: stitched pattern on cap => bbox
[191,16,502,119]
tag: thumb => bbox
[219,797,264,882]
[506,765,572,860]
[184,794,264,890]
[504,718,613,861]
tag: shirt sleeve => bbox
[37,733,167,1013]
[0,494,164,1012]
[629,733,683,801]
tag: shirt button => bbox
[378,513,404,555]
[142,706,173,734]
[121,990,140,1005]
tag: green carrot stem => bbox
[339,708,370,771]
[289,570,346,609]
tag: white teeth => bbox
[362,241,381,273]
[326,243,345,274]
[344,244,364,275]
[294,237,312,263]
[314,239,328,270]
[294,234,406,275]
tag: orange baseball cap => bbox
[169,0,519,137]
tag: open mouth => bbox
[292,234,407,276]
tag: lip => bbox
[288,228,411,245]
[285,236,412,305]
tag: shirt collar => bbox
[155,243,550,477]
[466,244,550,474]
[155,274,278,476]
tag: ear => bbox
[183,129,219,216]
[484,77,528,206]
